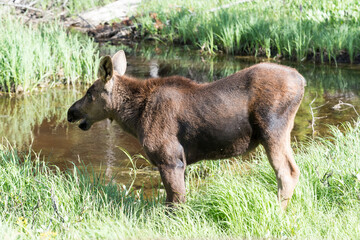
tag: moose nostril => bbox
[67,110,74,122]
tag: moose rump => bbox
[68,50,305,210]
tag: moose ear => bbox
[98,56,113,83]
[112,50,127,76]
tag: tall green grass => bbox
[136,0,360,62]
[0,15,100,93]
[1,121,360,239]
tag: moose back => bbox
[67,50,305,209]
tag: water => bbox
[1,44,360,193]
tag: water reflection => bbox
[1,44,360,192]
[0,88,78,146]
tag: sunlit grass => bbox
[1,121,360,239]
[136,0,360,62]
[0,14,100,93]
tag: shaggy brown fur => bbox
[68,51,305,209]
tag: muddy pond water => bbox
[1,45,360,195]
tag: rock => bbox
[77,0,141,27]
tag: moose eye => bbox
[86,91,93,100]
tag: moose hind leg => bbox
[264,134,300,210]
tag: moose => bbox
[67,50,305,210]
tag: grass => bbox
[136,0,360,63]
[1,121,360,239]
[0,14,100,93]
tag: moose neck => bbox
[110,75,147,137]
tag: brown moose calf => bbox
[68,50,305,210]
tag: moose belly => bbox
[180,117,256,164]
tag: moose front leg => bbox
[158,161,186,206]
[144,138,187,206]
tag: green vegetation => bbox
[0,15,100,93]
[1,122,360,239]
[136,0,360,63]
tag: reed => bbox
[136,0,360,62]
[0,15,100,93]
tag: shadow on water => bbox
[1,43,360,195]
